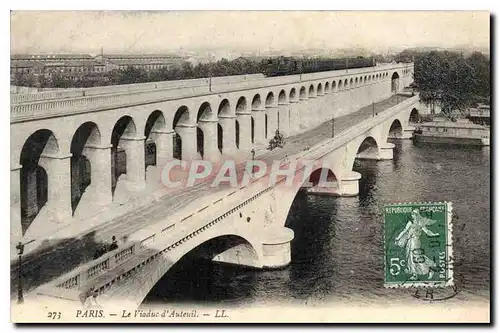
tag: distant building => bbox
[10,52,187,84]
[94,53,185,71]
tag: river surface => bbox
[143,140,490,306]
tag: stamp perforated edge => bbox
[383,201,454,289]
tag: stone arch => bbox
[138,232,263,306]
[355,136,380,162]
[409,108,420,123]
[344,79,348,89]
[349,78,353,88]
[317,82,323,95]
[144,110,167,168]
[332,80,337,91]
[364,76,367,83]
[338,80,342,90]
[289,88,297,101]
[172,106,190,160]
[300,167,340,196]
[251,94,262,110]
[355,77,359,87]
[388,119,403,139]
[218,99,232,117]
[299,86,306,99]
[265,92,275,107]
[391,72,400,94]
[278,90,287,104]
[19,129,60,235]
[110,116,137,194]
[196,103,214,160]
[197,101,214,122]
[324,81,330,93]
[236,96,247,114]
[308,84,315,97]
[70,122,101,215]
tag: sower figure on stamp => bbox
[395,209,439,280]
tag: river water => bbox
[143,140,490,306]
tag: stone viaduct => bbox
[14,62,428,307]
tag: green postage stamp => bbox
[384,202,454,288]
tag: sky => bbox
[10,11,490,55]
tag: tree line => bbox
[11,58,265,89]
[409,50,490,115]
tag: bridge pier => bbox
[39,153,73,222]
[402,126,415,139]
[277,102,290,137]
[198,119,221,162]
[236,112,252,151]
[82,144,113,206]
[252,107,267,146]
[339,171,362,196]
[261,227,294,269]
[289,100,300,135]
[379,142,395,160]
[175,125,199,160]
[298,97,308,130]
[218,116,237,156]
[119,136,147,192]
[151,129,174,167]
[266,105,278,140]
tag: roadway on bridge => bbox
[12,94,409,298]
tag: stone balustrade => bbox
[11,63,413,123]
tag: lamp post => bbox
[331,117,335,138]
[372,102,375,117]
[16,242,25,304]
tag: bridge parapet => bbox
[11,63,413,123]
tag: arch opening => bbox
[317,83,323,94]
[144,111,166,168]
[218,99,231,117]
[252,95,262,110]
[172,106,190,160]
[388,119,403,139]
[324,82,330,93]
[356,137,379,160]
[197,102,214,122]
[300,168,340,196]
[111,116,137,195]
[235,120,240,149]
[409,108,420,124]
[299,86,306,99]
[278,90,286,104]
[197,127,204,158]
[391,72,400,94]
[289,88,297,101]
[70,122,101,214]
[265,92,274,107]
[19,129,59,234]
[142,234,260,305]
[236,97,247,114]
[217,123,223,153]
[251,117,255,144]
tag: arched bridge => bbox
[25,78,428,308]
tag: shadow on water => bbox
[143,236,259,305]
